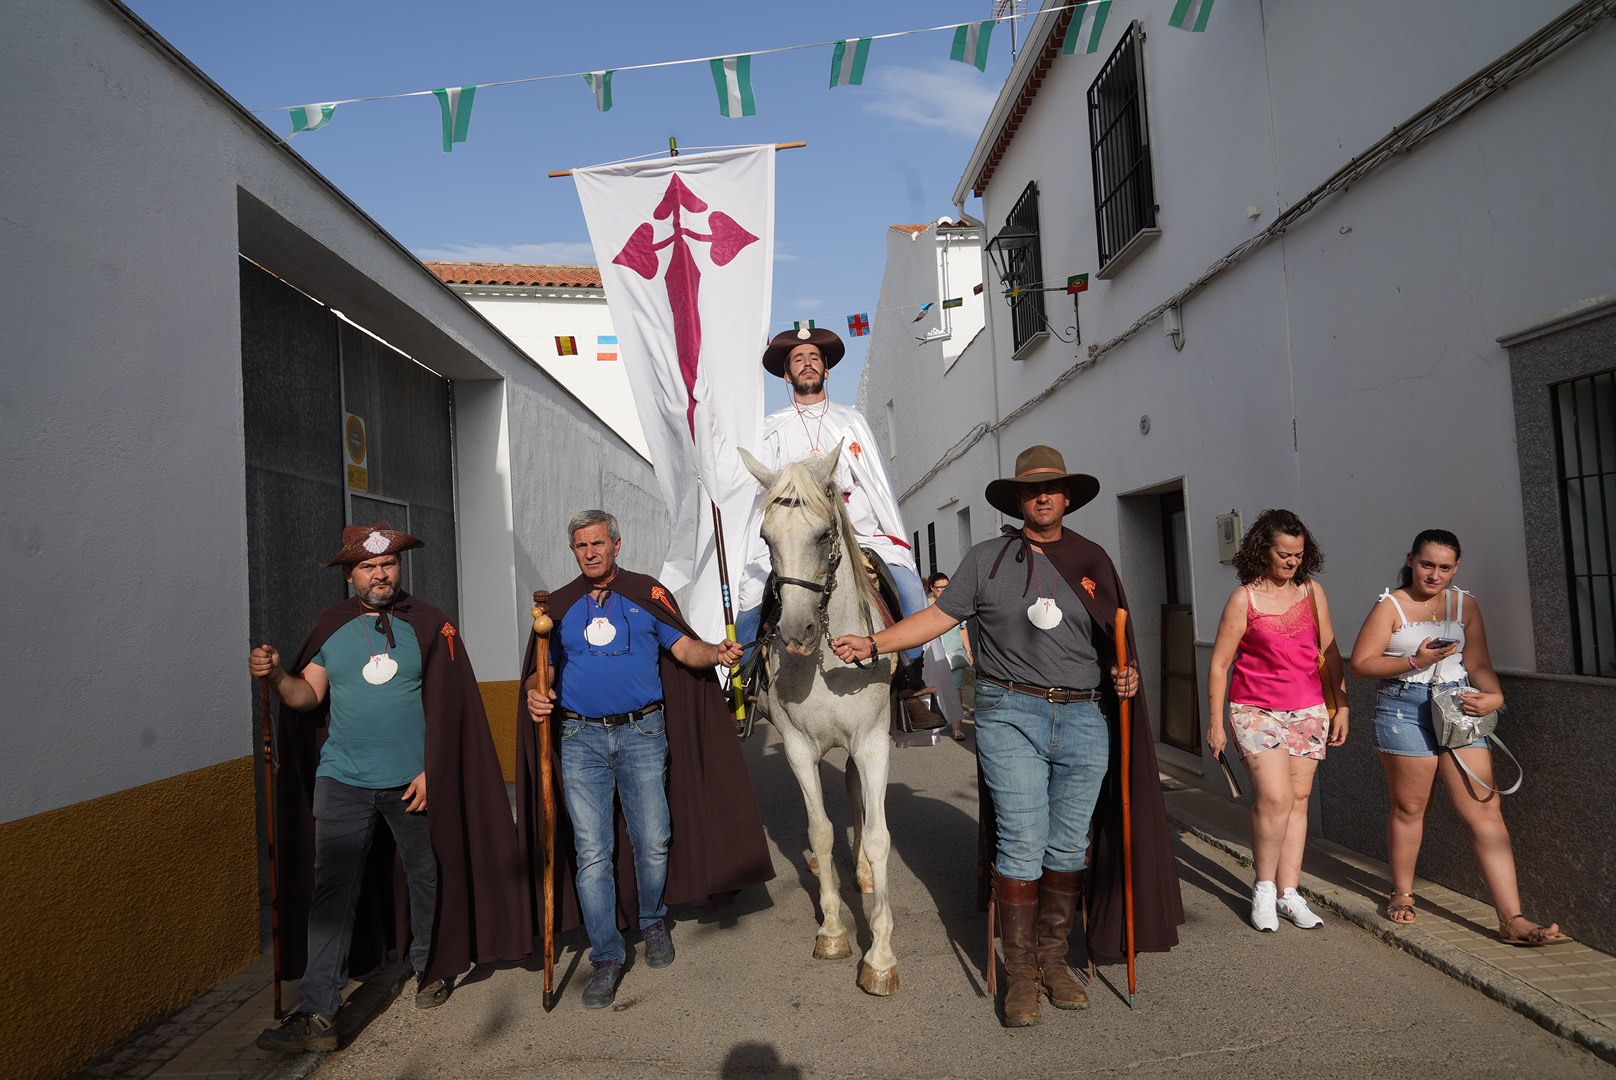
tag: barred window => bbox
[994,181,1046,354]
[1553,369,1616,676]
[1088,21,1157,273]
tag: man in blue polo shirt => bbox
[526,510,743,1008]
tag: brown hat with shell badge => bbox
[761,325,846,378]
[323,520,424,568]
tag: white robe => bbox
[739,399,917,611]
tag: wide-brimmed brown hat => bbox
[985,446,1100,518]
[323,520,423,567]
[762,326,845,378]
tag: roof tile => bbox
[425,261,602,288]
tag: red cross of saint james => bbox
[847,312,870,337]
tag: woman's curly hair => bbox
[1231,508,1324,585]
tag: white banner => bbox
[574,146,774,641]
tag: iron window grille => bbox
[1088,21,1157,271]
[1552,369,1616,677]
[926,522,938,578]
[986,181,1046,354]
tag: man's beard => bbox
[789,371,824,396]
[356,580,398,608]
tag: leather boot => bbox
[997,876,1041,1027]
[1036,869,1089,1010]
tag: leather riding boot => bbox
[1036,869,1089,1010]
[997,876,1042,1027]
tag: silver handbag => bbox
[1430,686,1521,795]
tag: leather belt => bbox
[561,702,664,727]
[978,673,1102,704]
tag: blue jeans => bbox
[560,711,672,964]
[737,558,929,662]
[300,777,437,1017]
[973,681,1111,880]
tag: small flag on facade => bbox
[1062,1,1112,55]
[942,297,964,309]
[1066,274,1090,294]
[950,21,994,72]
[555,336,578,356]
[289,103,336,134]
[793,319,816,332]
[596,334,618,361]
[1168,0,1214,32]
[912,302,935,323]
[829,37,871,88]
[710,55,757,118]
[583,71,614,113]
[432,86,476,152]
[847,313,871,337]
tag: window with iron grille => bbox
[1088,22,1157,272]
[1553,370,1616,677]
[926,522,938,578]
[1001,181,1046,354]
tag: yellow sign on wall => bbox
[344,413,368,492]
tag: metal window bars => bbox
[1552,369,1616,677]
[1088,22,1157,271]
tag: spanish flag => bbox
[555,336,578,356]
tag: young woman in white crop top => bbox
[1350,529,1569,946]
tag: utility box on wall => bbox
[1216,510,1242,564]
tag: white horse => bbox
[740,444,901,996]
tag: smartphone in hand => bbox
[1427,637,1460,649]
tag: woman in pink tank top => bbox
[1208,510,1349,933]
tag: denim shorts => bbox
[1373,679,1489,757]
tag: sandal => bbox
[1384,891,1417,925]
[1498,914,1573,947]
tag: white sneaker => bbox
[1277,889,1324,929]
[1251,881,1279,932]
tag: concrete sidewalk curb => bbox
[1167,810,1616,1067]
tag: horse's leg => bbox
[781,725,851,960]
[845,754,874,894]
[851,729,900,996]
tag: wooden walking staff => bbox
[258,677,284,1020]
[1114,608,1138,1009]
[531,591,558,1013]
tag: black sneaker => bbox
[414,977,451,1010]
[581,960,623,1009]
[255,1012,337,1052]
[641,921,675,969]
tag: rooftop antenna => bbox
[994,0,1029,60]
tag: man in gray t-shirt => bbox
[832,445,1140,1028]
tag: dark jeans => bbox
[298,776,437,1017]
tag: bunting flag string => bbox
[260,1,1214,145]
[911,301,935,323]
[846,313,870,336]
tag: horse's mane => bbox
[766,460,880,614]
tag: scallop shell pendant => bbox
[363,654,398,685]
[1027,597,1064,630]
[585,617,618,647]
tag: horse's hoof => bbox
[857,962,901,996]
[813,932,852,959]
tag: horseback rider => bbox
[735,325,939,727]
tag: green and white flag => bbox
[950,21,994,72]
[829,37,871,88]
[793,319,816,331]
[709,55,756,118]
[288,103,335,134]
[583,71,614,112]
[1062,1,1112,55]
[1168,0,1214,32]
[432,85,476,152]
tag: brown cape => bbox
[516,570,774,933]
[976,526,1185,964]
[274,594,533,986]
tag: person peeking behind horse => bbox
[736,325,939,728]
[833,446,1185,1027]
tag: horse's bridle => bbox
[762,495,872,665]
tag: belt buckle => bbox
[1045,686,1059,703]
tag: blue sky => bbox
[126,0,1016,411]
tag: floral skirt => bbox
[1229,701,1330,760]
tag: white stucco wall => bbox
[0,0,666,822]
[894,0,1616,685]
[455,290,651,459]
